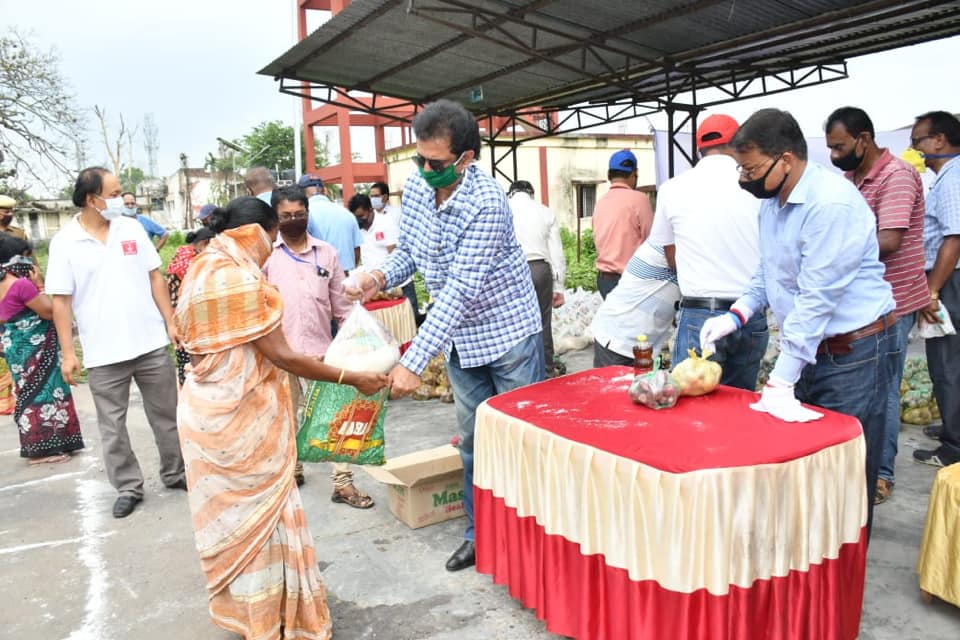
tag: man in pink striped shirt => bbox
[826,106,928,505]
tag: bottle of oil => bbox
[633,334,653,375]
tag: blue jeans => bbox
[445,332,545,541]
[879,313,915,483]
[795,324,899,539]
[674,308,769,391]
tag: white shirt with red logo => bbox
[359,211,399,272]
[45,215,168,368]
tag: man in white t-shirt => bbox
[347,193,399,272]
[46,167,185,519]
[367,183,424,323]
[647,114,767,390]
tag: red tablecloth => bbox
[474,366,868,640]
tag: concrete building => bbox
[382,133,655,231]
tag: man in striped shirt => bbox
[353,100,544,573]
[826,107,928,504]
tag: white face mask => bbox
[370,196,384,210]
[95,196,125,221]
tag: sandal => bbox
[875,478,894,505]
[331,484,375,509]
[28,454,70,465]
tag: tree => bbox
[0,29,84,186]
[120,166,147,194]
[231,120,330,174]
[93,105,139,177]
[235,121,294,173]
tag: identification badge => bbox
[375,231,385,241]
[121,240,138,256]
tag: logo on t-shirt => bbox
[375,231,385,241]
[121,240,138,256]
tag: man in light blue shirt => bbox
[244,166,275,205]
[352,100,543,573]
[911,111,960,469]
[700,108,897,539]
[121,191,168,249]
[298,174,362,272]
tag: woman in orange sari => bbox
[175,196,388,640]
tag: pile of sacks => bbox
[413,354,454,403]
[553,288,603,355]
[901,356,941,425]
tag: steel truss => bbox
[281,57,847,183]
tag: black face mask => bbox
[278,218,308,238]
[0,214,13,226]
[356,215,372,230]
[831,141,864,172]
[739,156,788,200]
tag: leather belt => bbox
[597,270,621,277]
[817,312,897,356]
[679,296,738,311]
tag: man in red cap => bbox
[647,114,768,389]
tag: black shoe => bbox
[112,495,142,518]
[166,478,188,491]
[445,540,476,572]
[913,447,955,468]
[923,425,943,440]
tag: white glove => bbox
[699,312,739,354]
[750,376,824,423]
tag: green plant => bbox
[560,227,597,291]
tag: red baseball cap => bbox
[696,114,739,150]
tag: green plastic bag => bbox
[296,380,388,465]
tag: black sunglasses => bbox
[412,153,462,172]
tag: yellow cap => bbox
[901,147,926,173]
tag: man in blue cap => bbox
[299,174,363,273]
[591,149,654,298]
[196,203,216,227]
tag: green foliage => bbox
[159,232,186,269]
[119,166,147,194]
[235,120,294,172]
[560,227,597,291]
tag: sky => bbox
[5,0,960,191]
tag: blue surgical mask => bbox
[122,206,138,217]
[370,196,384,210]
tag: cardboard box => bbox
[365,445,465,529]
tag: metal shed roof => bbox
[260,0,960,116]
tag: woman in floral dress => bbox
[166,227,214,385]
[0,236,83,463]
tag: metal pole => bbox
[291,0,303,178]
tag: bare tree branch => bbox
[0,28,85,190]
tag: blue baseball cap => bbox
[609,149,637,171]
[297,174,324,189]
[197,204,216,221]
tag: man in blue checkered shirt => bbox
[911,111,960,468]
[353,100,544,572]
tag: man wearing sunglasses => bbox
[700,108,897,539]
[351,99,544,573]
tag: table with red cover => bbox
[363,297,416,353]
[474,366,868,640]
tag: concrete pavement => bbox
[0,346,958,639]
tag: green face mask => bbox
[419,153,465,189]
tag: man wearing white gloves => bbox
[700,108,898,537]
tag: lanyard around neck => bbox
[280,244,329,277]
